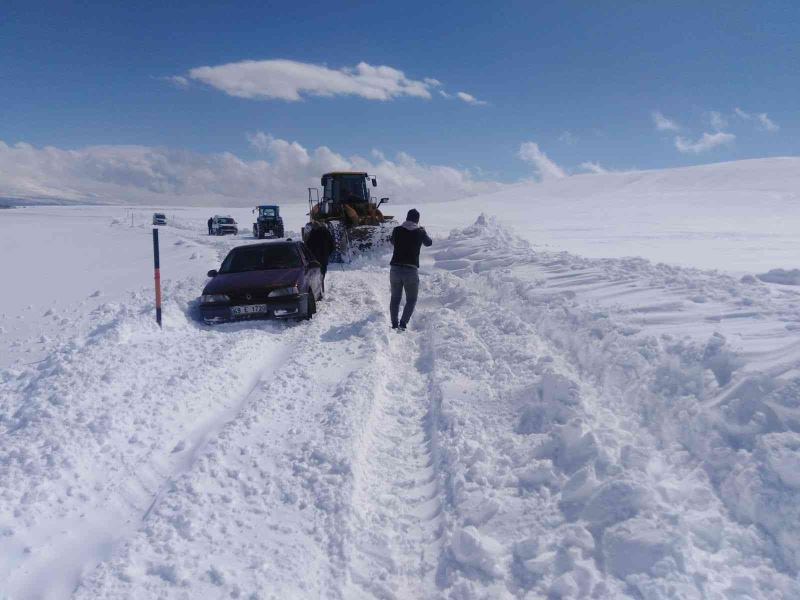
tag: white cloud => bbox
[455,91,487,106]
[439,90,452,99]
[652,111,680,131]
[0,137,508,206]
[245,131,272,152]
[709,111,728,130]
[757,113,779,132]
[184,59,434,102]
[674,132,735,154]
[517,142,566,180]
[162,75,190,88]
[734,107,779,132]
[579,161,607,174]
[558,131,576,145]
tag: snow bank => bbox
[757,268,800,286]
[420,215,800,598]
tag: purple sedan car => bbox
[200,240,323,324]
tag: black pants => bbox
[320,262,328,291]
[389,266,419,326]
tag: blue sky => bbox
[0,1,797,195]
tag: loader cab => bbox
[321,172,376,206]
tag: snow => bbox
[758,269,800,286]
[408,157,800,274]
[2,158,800,599]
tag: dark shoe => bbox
[391,321,398,329]
[398,322,407,331]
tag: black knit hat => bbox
[406,208,420,223]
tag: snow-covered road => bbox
[2,209,800,599]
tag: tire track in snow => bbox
[73,270,393,599]
[1,312,300,599]
[139,344,293,522]
[344,277,445,599]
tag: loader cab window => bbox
[326,175,369,204]
[323,178,334,202]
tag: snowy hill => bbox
[540,157,800,196]
[2,164,800,598]
[416,157,800,273]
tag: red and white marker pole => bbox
[152,228,162,328]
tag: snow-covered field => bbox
[2,160,800,599]
[420,157,800,274]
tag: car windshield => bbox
[217,218,235,224]
[220,244,301,273]
[258,208,276,218]
[154,214,165,218]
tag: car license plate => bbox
[231,304,267,315]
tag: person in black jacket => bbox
[207,217,213,235]
[305,222,336,290]
[389,208,432,330]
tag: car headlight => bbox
[269,286,299,297]
[200,294,230,304]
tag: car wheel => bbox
[304,293,316,320]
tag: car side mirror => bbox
[377,197,389,208]
[207,269,218,277]
[372,178,377,187]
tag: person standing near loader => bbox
[305,222,336,291]
[389,209,432,331]
[207,217,213,235]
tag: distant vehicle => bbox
[199,239,323,324]
[211,215,238,236]
[152,213,167,226]
[252,205,284,239]
[302,172,394,263]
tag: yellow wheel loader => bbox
[302,172,395,263]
